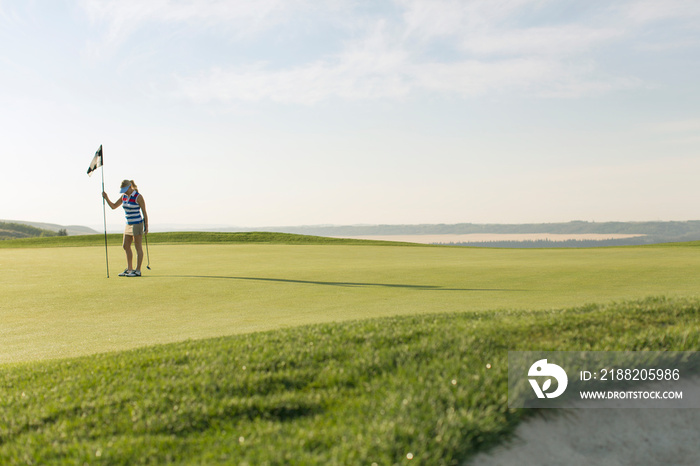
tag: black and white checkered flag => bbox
[87,145,103,176]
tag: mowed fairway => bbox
[2,235,700,364]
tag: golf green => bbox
[2,242,700,364]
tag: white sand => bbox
[468,378,700,466]
[468,409,700,466]
[333,234,645,245]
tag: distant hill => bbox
[0,220,98,238]
[9,220,700,246]
[218,221,700,246]
[0,222,59,240]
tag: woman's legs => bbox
[123,234,134,271]
[134,234,144,272]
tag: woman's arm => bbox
[102,192,122,210]
[137,194,149,233]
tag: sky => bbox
[1,0,699,230]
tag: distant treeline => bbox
[240,220,700,239]
[439,237,656,248]
[0,222,63,240]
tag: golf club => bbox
[145,231,151,270]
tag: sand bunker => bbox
[468,409,700,465]
[468,378,700,465]
[334,234,645,245]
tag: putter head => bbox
[146,265,151,270]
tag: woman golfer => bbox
[103,180,149,277]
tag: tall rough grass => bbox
[1,296,698,465]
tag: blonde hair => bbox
[120,179,138,190]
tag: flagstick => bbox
[101,164,110,278]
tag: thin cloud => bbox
[80,0,328,57]
[175,16,638,104]
[458,26,623,57]
[399,0,540,38]
[80,0,658,104]
[622,0,700,24]
[176,41,412,104]
[80,0,349,41]
[176,54,640,105]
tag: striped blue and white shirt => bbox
[122,191,144,225]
